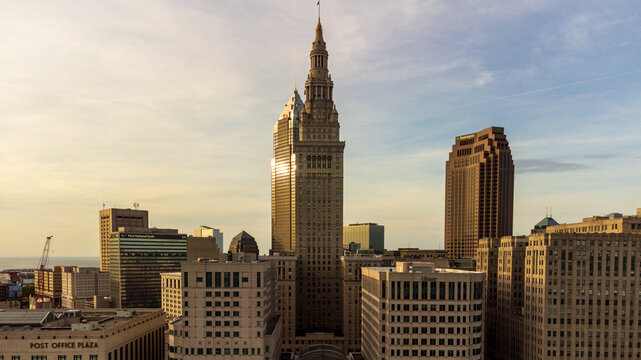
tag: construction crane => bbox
[38,235,53,270]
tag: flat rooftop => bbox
[0,309,161,332]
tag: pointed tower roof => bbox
[534,216,559,229]
[280,88,304,121]
[313,19,326,50]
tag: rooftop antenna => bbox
[133,202,139,210]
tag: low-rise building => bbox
[61,267,110,309]
[166,258,281,359]
[0,308,165,359]
[361,262,484,360]
[343,223,385,252]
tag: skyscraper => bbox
[445,126,514,259]
[271,18,345,339]
[99,207,149,271]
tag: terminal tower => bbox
[271,17,346,350]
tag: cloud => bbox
[516,159,588,173]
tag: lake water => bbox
[0,257,99,271]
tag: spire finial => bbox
[317,0,320,22]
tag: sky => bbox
[1,1,640,257]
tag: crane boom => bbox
[38,235,53,270]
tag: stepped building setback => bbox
[445,127,514,259]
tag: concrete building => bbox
[343,223,385,252]
[531,215,559,234]
[35,266,79,307]
[340,254,394,353]
[476,238,499,359]
[228,231,260,257]
[259,253,297,353]
[0,308,165,359]
[99,207,149,272]
[445,126,514,259]
[496,235,527,360]
[60,267,110,309]
[476,208,641,360]
[271,18,346,345]
[161,272,182,319]
[166,259,281,359]
[384,248,450,268]
[186,235,221,262]
[546,208,641,234]
[361,262,485,360]
[109,227,186,308]
[194,226,224,256]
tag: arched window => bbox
[307,156,311,168]
[322,156,327,169]
[328,156,332,168]
[312,156,316,168]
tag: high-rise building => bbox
[361,262,485,360]
[445,127,514,259]
[477,208,641,360]
[259,253,297,350]
[476,237,499,359]
[109,227,186,308]
[166,259,281,360]
[60,267,110,309]
[186,235,221,262]
[271,18,345,342]
[99,208,149,271]
[194,226,224,254]
[496,235,527,360]
[343,223,385,252]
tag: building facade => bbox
[0,308,165,359]
[340,254,394,353]
[445,127,514,259]
[109,227,186,308]
[361,262,485,360]
[259,254,298,352]
[166,259,281,359]
[99,208,149,272]
[194,226,224,256]
[161,272,182,319]
[476,237,499,359]
[496,235,527,360]
[60,267,110,309]
[343,223,385,252]
[228,231,260,257]
[271,18,345,343]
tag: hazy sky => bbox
[1,1,640,257]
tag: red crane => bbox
[38,235,53,270]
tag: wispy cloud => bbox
[516,159,588,173]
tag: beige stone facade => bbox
[259,254,297,353]
[35,265,78,307]
[166,260,281,359]
[546,208,641,235]
[341,255,394,353]
[361,262,485,360]
[477,208,641,360]
[61,267,110,309]
[0,308,165,359]
[99,208,148,272]
[445,127,514,259]
[161,272,182,319]
[496,235,527,360]
[476,238,499,359]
